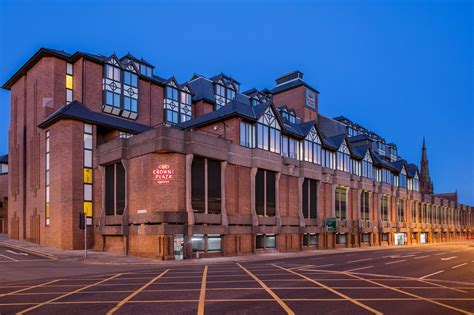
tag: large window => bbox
[351,159,361,176]
[412,201,418,223]
[303,233,317,247]
[215,82,235,110]
[304,127,321,164]
[192,234,222,253]
[256,108,281,154]
[413,173,419,192]
[397,199,405,222]
[362,152,373,179]
[164,82,192,124]
[399,167,407,189]
[302,178,317,219]
[83,124,94,225]
[335,186,347,220]
[191,157,221,214]
[282,136,300,160]
[336,141,350,172]
[66,63,73,104]
[381,195,389,221]
[103,60,122,114]
[122,67,138,119]
[240,121,255,148]
[45,131,50,226]
[361,191,370,221]
[255,169,276,217]
[322,149,336,169]
[105,162,125,216]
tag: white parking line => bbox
[434,252,447,256]
[347,258,372,264]
[420,270,444,279]
[451,263,467,269]
[0,254,18,262]
[344,266,373,272]
[385,260,406,265]
[414,255,430,260]
[299,264,334,271]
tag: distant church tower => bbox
[420,137,433,194]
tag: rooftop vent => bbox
[275,70,304,86]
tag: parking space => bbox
[0,243,473,314]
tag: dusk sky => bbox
[0,0,472,204]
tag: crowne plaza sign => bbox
[153,164,175,184]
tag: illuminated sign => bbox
[153,164,176,184]
[305,88,316,110]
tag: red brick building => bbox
[1,48,472,259]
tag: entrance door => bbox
[173,234,184,260]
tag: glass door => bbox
[174,234,184,260]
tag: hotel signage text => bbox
[153,164,175,184]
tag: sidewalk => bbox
[0,234,471,266]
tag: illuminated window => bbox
[256,169,276,217]
[361,191,370,221]
[240,121,255,148]
[66,63,73,104]
[335,186,347,220]
[304,127,321,164]
[302,178,318,219]
[45,131,50,225]
[336,141,350,172]
[256,107,281,154]
[83,124,94,225]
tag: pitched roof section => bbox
[38,101,151,134]
[0,154,8,164]
[271,78,320,95]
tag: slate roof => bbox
[0,154,7,164]
[271,78,320,95]
[38,101,151,134]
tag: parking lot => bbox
[0,243,473,314]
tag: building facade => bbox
[1,48,472,259]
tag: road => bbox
[0,242,473,314]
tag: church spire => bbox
[420,137,433,194]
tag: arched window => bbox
[256,107,281,154]
[336,140,350,172]
[304,127,321,164]
[362,151,373,179]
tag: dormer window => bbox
[251,97,260,107]
[140,65,152,77]
[122,64,139,119]
[103,58,122,115]
[400,167,407,189]
[164,81,192,124]
[214,81,235,110]
[362,151,373,179]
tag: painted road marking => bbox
[106,270,169,314]
[299,264,334,270]
[347,258,372,263]
[385,259,406,265]
[197,266,208,315]
[0,254,18,262]
[344,266,374,272]
[451,263,468,269]
[16,273,123,314]
[419,270,444,279]
[414,255,430,260]
[237,263,294,315]
[5,249,28,256]
[435,252,448,256]
[0,279,61,297]
[343,271,472,314]
[441,256,457,261]
[273,264,382,315]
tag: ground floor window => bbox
[382,233,389,242]
[303,233,317,247]
[394,233,406,245]
[256,234,276,249]
[336,233,347,245]
[412,232,418,241]
[362,233,370,243]
[192,234,222,253]
[420,232,428,244]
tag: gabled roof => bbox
[38,101,151,134]
[120,53,154,68]
[0,154,8,164]
[406,163,419,178]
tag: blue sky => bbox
[0,0,472,204]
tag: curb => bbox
[0,241,57,260]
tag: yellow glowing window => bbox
[45,203,50,217]
[66,75,73,90]
[84,201,93,217]
[84,168,93,184]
